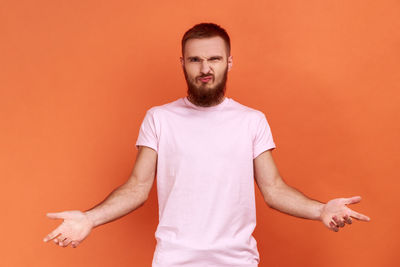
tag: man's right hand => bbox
[43,210,94,248]
[42,146,157,248]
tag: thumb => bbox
[343,196,362,205]
[46,211,69,220]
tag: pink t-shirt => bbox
[135,96,275,267]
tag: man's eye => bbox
[209,58,220,61]
[189,58,199,62]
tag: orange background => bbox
[1,0,399,266]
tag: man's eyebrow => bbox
[186,56,223,60]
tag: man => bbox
[43,23,370,266]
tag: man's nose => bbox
[200,60,211,74]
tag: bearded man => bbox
[43,23,370,267]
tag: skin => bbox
[181,36,232,107]
[253,150,370,232]
[43,36,370,248]
[43,146,157,247]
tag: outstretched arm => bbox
[254,150,370,232]
[43,146,157,247]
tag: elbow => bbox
[127,175,154,206]
[122,181,151,210]
[137,184,153,206]
[261,186,275,207]
[141,191,150,204]
[262,180,287,208]
[263,193,276,208]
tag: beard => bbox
[183,66,228,107]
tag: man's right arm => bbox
[85,145,157,227]
[43,146,157,248]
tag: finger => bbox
[343,196,361,205]
[61,238,72,247]
[71,241,79,248]
[329,222,339,232]
[57,235,67,246]
[46,212,69,220]
[333,216,345,228]
[344,215,352,224]
[43,230,61,242]
[330,216,338,227]
[349,210,370,221]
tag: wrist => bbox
[84,210,98,228]
[316,202,325,221]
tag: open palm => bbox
[320,196,370,232]
[43,210,94,248]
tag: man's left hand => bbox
[320,196,370,232]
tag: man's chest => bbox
[157,113,254,163]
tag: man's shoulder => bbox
[229,98,266,118]
[145,97,184,115]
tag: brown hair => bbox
[181,23,231,57]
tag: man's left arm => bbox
[254,150,370,232]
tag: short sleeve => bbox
[135,109,159,152]
[253,112,276,159]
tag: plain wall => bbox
[1,0,399,266]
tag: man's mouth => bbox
[198,76,213,83]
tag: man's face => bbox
[181,36,233,107]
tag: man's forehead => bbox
[183,36,228,58]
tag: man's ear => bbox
[228,55,233,71]
[180,56,184,67]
